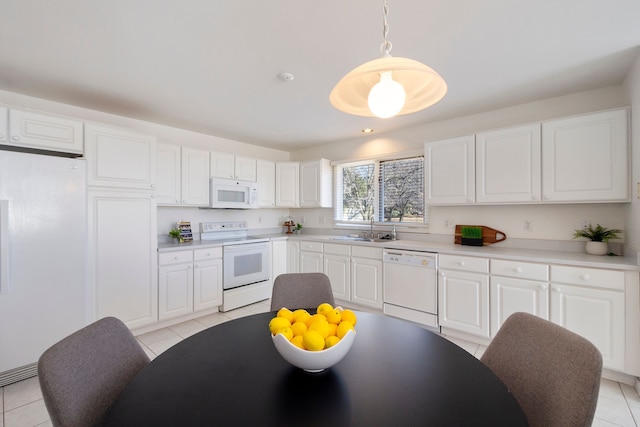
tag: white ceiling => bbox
[0,0,639,152]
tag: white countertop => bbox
[159,233,640,271]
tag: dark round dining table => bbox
[103,311,528,426]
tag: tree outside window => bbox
[335,156,425,224]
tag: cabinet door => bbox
[158,263,194,320]
[351,257,383,309]
[181,147,210,206]
[235,156,257,181]
[287,240,300,273]
[550,283,625,371]
[85,124,156,190]
[271,240,288,281]
[425,136,475,205]
[156,144,181,205]
[300,159,332,208]
[324,254,351,301]
[300,251,323,273]
[490,276,548,337]
[0,106,7,142]
[476,124,541,203]
[542,109,628,202]
[89,191,158,329]
[276,162,300,207]
[210,152,235,179]
[193,259,223,311]
[7,109,83,154]
[257,159,276,207]
[438,269,490,338]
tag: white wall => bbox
[290,85,631,242]
[623,55,640,256]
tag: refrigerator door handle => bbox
[0,200,8,294]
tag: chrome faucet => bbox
[370,216,375,238]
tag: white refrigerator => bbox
[0,150,87,386]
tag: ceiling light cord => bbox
[380,0,392,57]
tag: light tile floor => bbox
[2,300,638,427]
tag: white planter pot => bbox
[585,241,608,256]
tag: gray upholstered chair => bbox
[481,312,602,427]
[38,316,150,427]
[270,272,335,311]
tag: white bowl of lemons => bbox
[269,304,357,373]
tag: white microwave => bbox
[208,178,259,209]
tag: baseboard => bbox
[602,368,637,386]
[0,363,37,387]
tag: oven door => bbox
[223,242,271,290]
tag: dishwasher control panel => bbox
[383,250,436,268]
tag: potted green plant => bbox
[294,223,303,234]
[169,228,183,243]
[572,224,621,255]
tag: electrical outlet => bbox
[581,219,590,229]
[523,220,533,232]
[444,219,453,228]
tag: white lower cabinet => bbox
[158,247,222,321]
[323,244,351,301]
[489,259,549,336]
[89,191,158,329]
[438,255,490,339]
[299,241,323,273]
[287,240,300,273]
[351,246,383,309]
[550,265,625,371]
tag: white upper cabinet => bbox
[425,135,475,205]
[0,106,7,142]
[476,124,541,203]
[276,162,300,207]
[156,144,181,204]
[85,124,156,190]
[181,148,210,206]
[300,158,332,208]
[542,109,629,202]
[256,159,276,208]
[5,108,83,155]
[210,151,257,181]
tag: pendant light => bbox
[329,0,447,118]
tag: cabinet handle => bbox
[11,135,20,141]
[539,284,547,290]
[188,265,193,269]
[183,200,187,203]
[552,286,561,292]
[458,261,465,266]
[514,267,523,273]
[174,256,179,260]
[150,184,156,189]
[0,133,3,139]
[580,274,590,281]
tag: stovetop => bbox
[200,221,268,245]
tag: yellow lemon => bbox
[292,309,310,323]
[325,335,341,349]
[291,335,305,349]
[269,316,291,335]
[305,313,327,328]
[317,302,334,315]
[308,319,331,339]
[290,321,308,337]
[336,320,354,339]
[327,323,338,337]
[326,308,342,325]
[277,326,293,341]
[340,309,357,326]
[277,307,294,323]
[302,330,325,351]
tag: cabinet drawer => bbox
[324,243,351,256]
[351,245,382,260]
[439,255,489,273]
[491,259,548,281]
[550,265,624,291]
[300,241,323,253]
[159,250,194,266]
[194,246,222,261]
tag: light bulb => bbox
[368,71,406,118]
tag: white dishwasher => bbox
[383,249,439,330]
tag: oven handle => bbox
[223,241,270,254]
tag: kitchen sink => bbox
[329,235,394,243]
